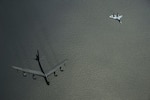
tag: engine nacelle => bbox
[54,72,58,77]
[60,67,64,72]
[32,74,36,80]
[23,72,27,77]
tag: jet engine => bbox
[60,67,64,72]
[32,74,36,80]
[23,72,27,77]
[54,72,58,77]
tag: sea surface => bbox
[1,0,150,100]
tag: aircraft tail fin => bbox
[35,50,40,61]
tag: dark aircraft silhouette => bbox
[12,50,67,85]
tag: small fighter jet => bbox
[12,50,68,85]
[109,13,123,24]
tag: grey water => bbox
[1,0,150,100]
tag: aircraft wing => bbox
[12,66,45,77]
[118,15,123,19]
[46,59,68,77]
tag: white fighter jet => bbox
[12,50,68,85]
[109,13,123,24]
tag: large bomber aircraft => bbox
[12,50,68,85]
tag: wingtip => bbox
[12,66,16,68]
[63,59,68,62]
[11,66,18,70]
